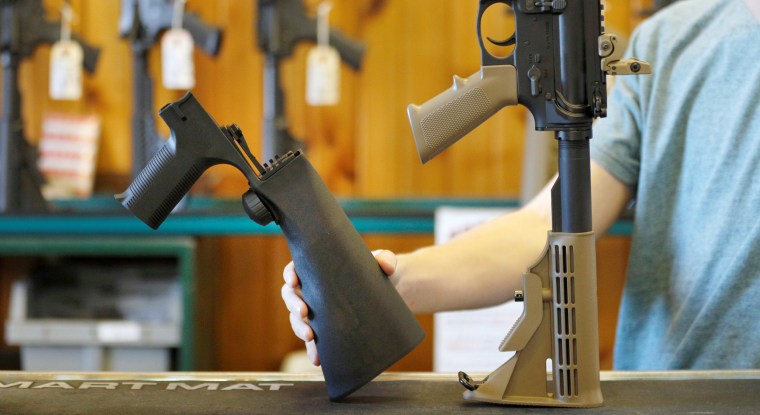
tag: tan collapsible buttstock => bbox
[462,231,603,407]
[407,65,518,163]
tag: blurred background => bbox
[0,0,671,374]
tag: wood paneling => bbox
[8,0,640,372]
[596,236,631,370]
[196,234,435,372]
[16,0,641,197]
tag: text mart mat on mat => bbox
[1,371,758,414]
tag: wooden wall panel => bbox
[202,236,299,371]
[596,236,631,370]
[197,234,435,372]
[7,0,642,372]
[356,1,528,198]
[16,0,641,198]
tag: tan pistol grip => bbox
[407,65,518,163]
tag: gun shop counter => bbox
[1,370,757,414]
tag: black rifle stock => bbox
[116,92,424,402]
[257,0,365,159]
[408,0,650,407]
[0,0,100,213]
[119,0,222,178]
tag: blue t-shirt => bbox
[591,0,760,370]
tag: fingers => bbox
[282,261,300,288]
[281,283,307,319]
[282,261,307,316]
[282,261,311,339]
[284,270,313,344]
[372,249,398,276]
[282,260,320,366]
[289,312,320,366]
[289,312,314,342]
[306,340,320,366]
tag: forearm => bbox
[390,161,630,315]
[392,207,551,314]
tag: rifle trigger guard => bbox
[487,34,515,47]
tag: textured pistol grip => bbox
[407,65,518,163]
[118,92,256,231]
[116,136,204,229]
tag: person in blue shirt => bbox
[282,0,760,370]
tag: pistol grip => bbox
[183,13,223,56]
[407,65,518,163]
[328,28,365,70]
[115,135,202,229]
[70,33,100,74]
[117,93,255,229]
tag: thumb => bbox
[372,249,398,276]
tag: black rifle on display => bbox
[256,0,365,159]
[0,0,100,213]
[116,92,424,402]
[407,0,650,407]
[119,0,222,179]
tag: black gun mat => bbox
[0,372,758,414]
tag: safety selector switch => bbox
[241,151,301,225]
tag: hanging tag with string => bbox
[306,2,341,106]
[162,0,195,90]
[49,2,83,100]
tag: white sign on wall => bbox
[433,206,523,373]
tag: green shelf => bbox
[0,196,631,236]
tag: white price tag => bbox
[306,1,340,106]
[49,40,83,100]
[306,45,341,106]
[161,28,195,90]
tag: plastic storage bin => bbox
[4,260,181,371]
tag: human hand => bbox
[281,249,398,366]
